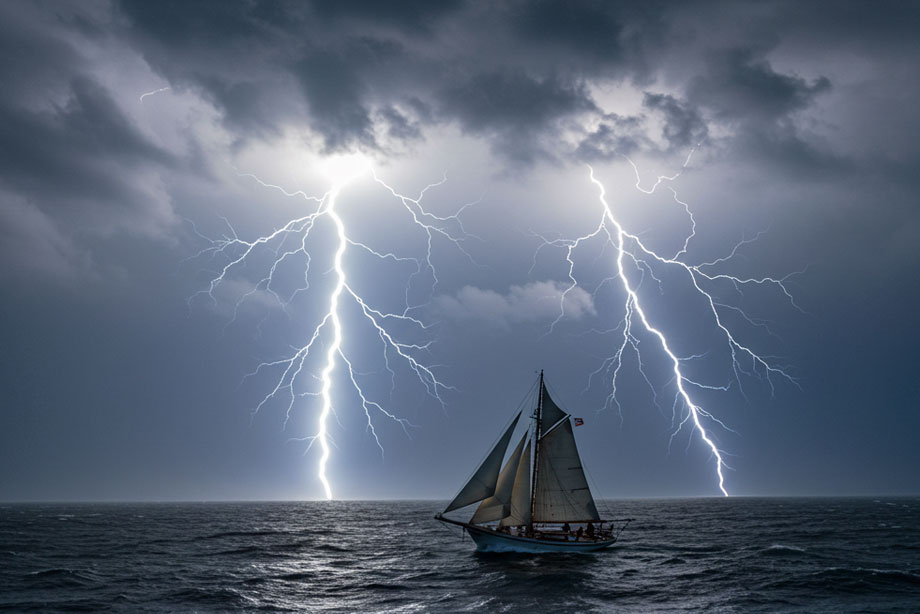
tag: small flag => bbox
[574,417,584,427]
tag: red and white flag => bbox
[574,417,584,427]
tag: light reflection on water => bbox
[0,498,918,612]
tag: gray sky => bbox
[1,0,918,501]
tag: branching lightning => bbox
[188,139,798,499]
[539,150,801,495]
[190,155,475,499]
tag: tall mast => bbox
[529,369,544,531]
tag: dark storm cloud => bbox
[0,77,173,203]
[377,106,422,142]
[438,71,597,163]
[438,71,596,134]
[1,0,914,280]
[688,48,831,122]
[0,3,178,279]
[309,0,465,32]
[0,78,176,279]
[114,0,656,158]
[643,93,708,150]
[508,0,667,71]
[762,1,920,51]
[194,75,284,140]
[686,46,844,173]
[116,0,302,139]
[574,113,647,160]
[4,0,910,280]
[573,94,708,162]
[116,0,466,150]
[0,6,80,106]
[294,39,407,151]
[110,0,863,169]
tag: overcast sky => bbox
[1,1,918,501]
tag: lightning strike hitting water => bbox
[315,184,346,500]
[540,152,800,496]
[191,155,474,499]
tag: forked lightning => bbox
[540,152,799,495]
[191,156,474,499]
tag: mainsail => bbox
[471,433,527,523]
[532,388,600,522]
[443,412,521,512]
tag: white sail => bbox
[470,432,527,523]
[500,438,531,527]
[444,412,521,512]
[540,385,567,432]
[533,418,600,522]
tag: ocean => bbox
[0,498,917,612]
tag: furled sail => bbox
[500,439,531,527]
[539,384,567,432]
[470,432,527,523]
[444,412,521,512]
[533,418,600,522]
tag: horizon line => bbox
[2,493,919,504]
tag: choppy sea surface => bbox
[0,498,918,612]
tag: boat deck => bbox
[436,514,631,552]
[493,526,614,542]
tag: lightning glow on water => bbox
[191,155,474,499]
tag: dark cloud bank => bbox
[112,0,859,161]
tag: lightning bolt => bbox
[139,86,170,102]
[189,155,474,499]
[316,183,346,500]
[540,150,800,496]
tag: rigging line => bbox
[434,521,463,539]
[581,443,615,520]
[513,376,540,417]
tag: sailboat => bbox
[435,371,633,553]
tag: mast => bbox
[529,369,544,532]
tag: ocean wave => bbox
[23,567,99,589]
[200,529,287,540]
[2,499,919,612]
[761,565,920,594]
[165,586,251,607]
[314,543,352,553]
[759,543,811,557]
[363,581,411,592]
[855,567,920,585]
[209,545,264,556]
[274,571,317,581]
